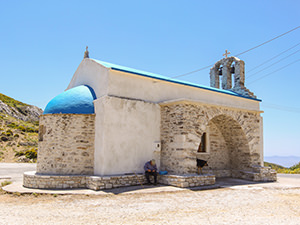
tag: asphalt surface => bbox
[0,163,36,182]
[0,163,299,195]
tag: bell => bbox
[230,65,235,74]
[218,67,223,75]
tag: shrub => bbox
[1,136,9,142]
[1,180,12,187]
[17,126,26,132]
[7,123,17,129]
[25,148,37,159]
[15,148,37,161]
[15,151,24,157]
[265,161,300,174]
[5,129,13,136]
[26,127,38,133]
[290,162,300,170]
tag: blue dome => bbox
[44,85,96,114]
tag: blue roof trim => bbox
[92,59,261,102]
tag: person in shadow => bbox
[144,159,158,185]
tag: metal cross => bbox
[223,49,231,58]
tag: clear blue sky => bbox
[1,0,299,157]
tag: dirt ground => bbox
[0,186,299,225]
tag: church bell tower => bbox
[209,51,256,98]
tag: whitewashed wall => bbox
[67,59,109,98]
[108,69,261,112]
[94,95,161,176]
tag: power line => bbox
[172,25,300,79]
[262,103,300,114]
[247,42,300,73]
[247,59,300,85]
[247,48,300,79]
[171,64,213,79]
[235,25,300,57]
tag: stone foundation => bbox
[202,169,232,178]
[232,167,277,182]
[23,171,216,190]
[159,174,215,188]
[203,168,276,182]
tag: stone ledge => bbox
[231,168,277,182]
[159,174,215,188]
[23,171,216,190]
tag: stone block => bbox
[180,182,189,188]
[105,183,113,189]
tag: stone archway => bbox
[200,114,251,177]
[160,101,264,178]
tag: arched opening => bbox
[198,114,250,177]
[230,61,235,89]
[218,65,223,89]
[197,132,208,153]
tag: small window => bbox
[198,132,207,153]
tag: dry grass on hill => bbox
[0,113,38,163]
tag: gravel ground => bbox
[0,186,299,225]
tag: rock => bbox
[17,155,30,163]
[0,100,43,122]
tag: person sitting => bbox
[144,159,158,185]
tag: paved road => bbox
[0,163,36,182]
[277,173,300,178]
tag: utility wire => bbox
[262,103,300,114]
[172,64,214,79]
[172,25,300,79]
[247,48,300,79]
[248,59,300,85]
[235,25,300,57]
[247,42,300,73]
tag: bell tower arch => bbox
[210,55,256,98]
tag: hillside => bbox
[264,161,300,174]
[264,156,300,168]
[0,93,43,162]
[0,93,42,122]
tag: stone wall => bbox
[205,121,230,170]
[159,174,215,188]
[160,100,264,177]
[37,114,95,175]
[209,56,256,98]
[24,171,216,190]
[232,166,277,182]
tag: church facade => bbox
[24,55,276,190]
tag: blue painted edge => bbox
[92,59,262,102]
[85,85,97,100]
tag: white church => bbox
[24,49,276,190]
